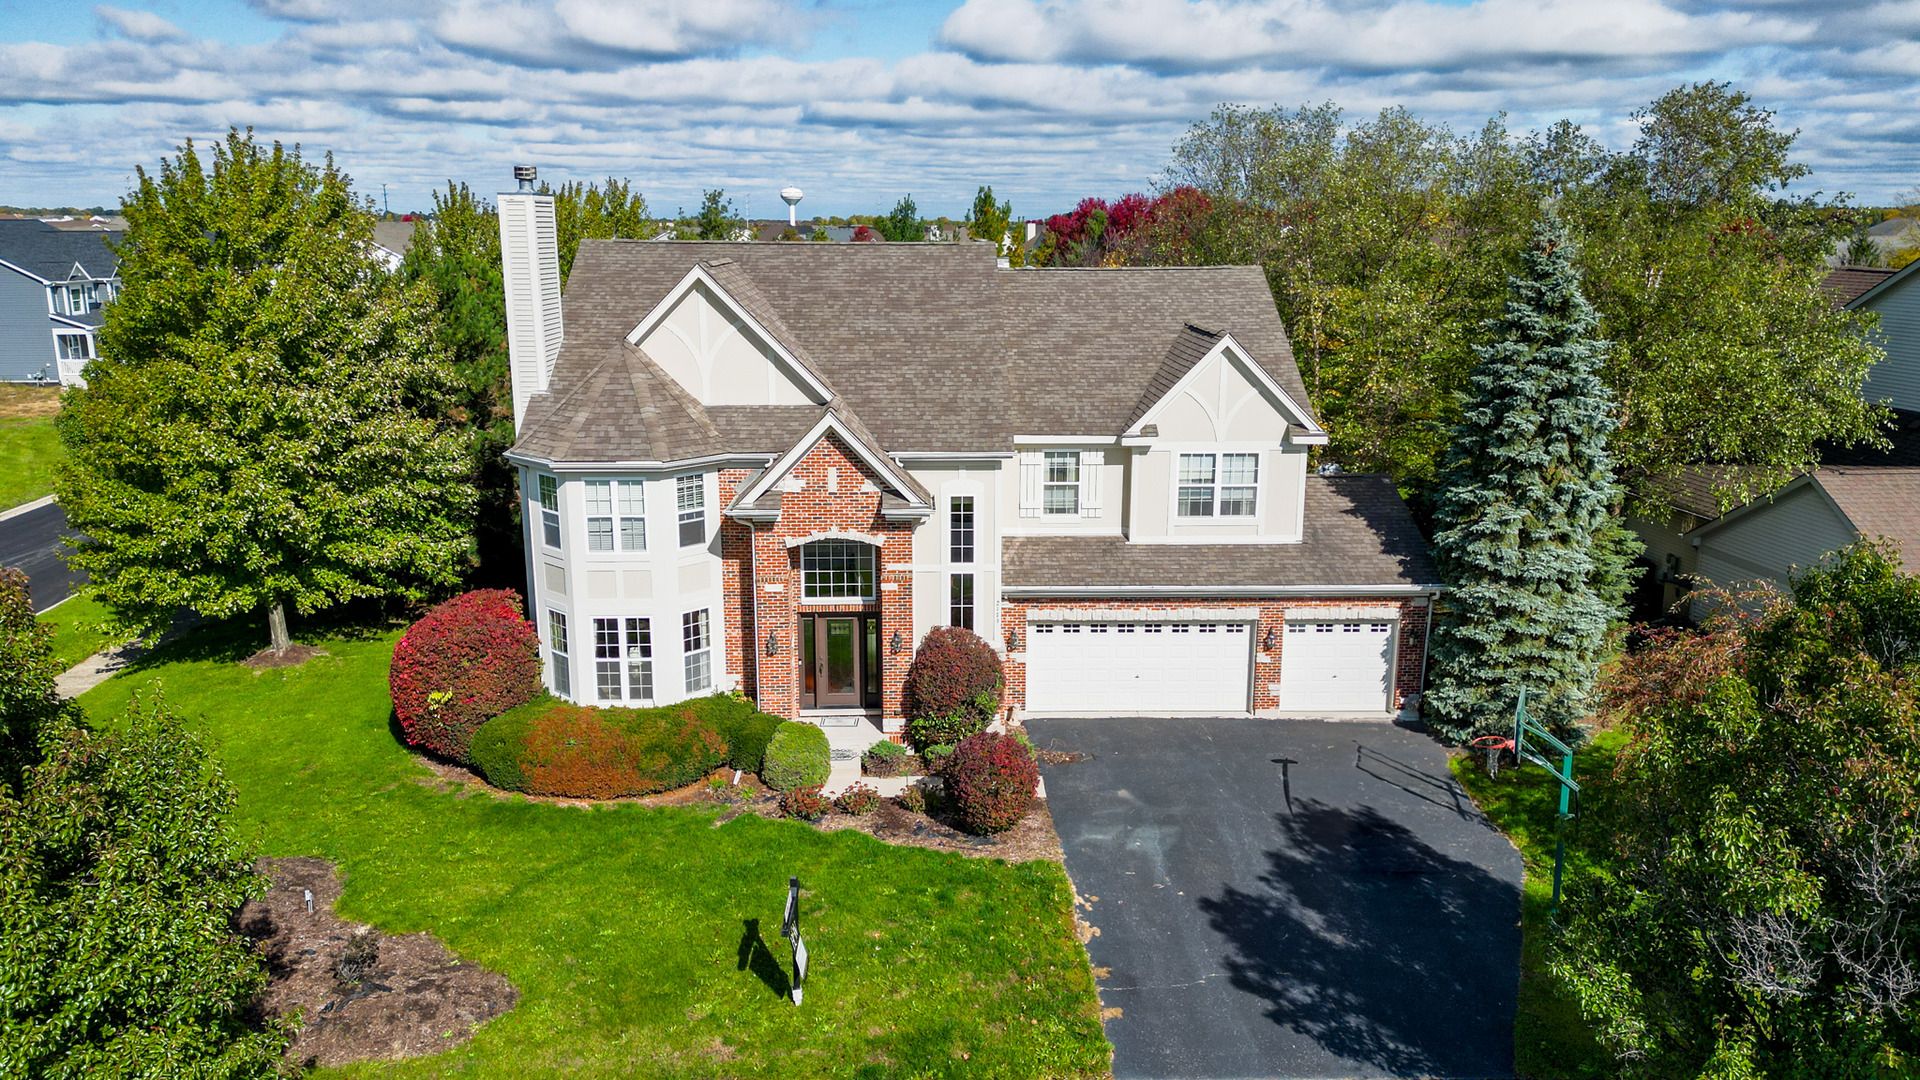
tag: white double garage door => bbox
[1025,616,1397,715]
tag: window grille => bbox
[682,609,711,692]
[585,481,646,552]
[1178,453,1260,517]
[801,540,876,599]
[677,474,706,548]
[537,475,561,549]
[547,610,571,697]
[949,573,974,630]
[949,496,975,563]
[1043,451,1079,514]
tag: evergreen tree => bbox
[879,195,921,242]
[57,130,476,654]
[1425,211,1637,740]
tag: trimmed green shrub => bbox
[835,782,881,815]
[779,785,829,822]
[946,732,1039,834]
[902,627,1003,751]
[761,722,831,792]
[921,742,956,776]
[894,785,929,815]
[469,695,726,798]
[690,694,783,773]
[862,740,910,777]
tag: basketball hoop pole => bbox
[1512,688,1580,913]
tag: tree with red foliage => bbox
[1039,189,1214,267]
[851,224,878,242]
[390,589,542,762]
[946,732,1039,834]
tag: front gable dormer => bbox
[1125,327,1325,445]
[626,263,832,408]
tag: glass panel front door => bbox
[820,618,860,706]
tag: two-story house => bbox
[496,169,1438,735]
[0,219,121,386]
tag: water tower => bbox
[780,185,804,227]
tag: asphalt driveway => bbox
[0,500,84,612]
[1027,716,1522,1080]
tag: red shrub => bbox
[390,590,542,762]
[903,627,1003,737]
[780,785,830,822]
[834,782,881,815]
[515,703,725,799]
[945,732,1039,834]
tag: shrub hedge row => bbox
[471,693,785,799]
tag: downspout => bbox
[1418,587,1437,692]
[746,519,763,713]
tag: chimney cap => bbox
[513,164,537,191]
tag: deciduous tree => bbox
[57,130,476,653]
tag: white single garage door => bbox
[1277,620,1396,712]
[1026,621,1252,714]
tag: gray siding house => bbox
[0,220,122,385]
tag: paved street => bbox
[1030,716,1523,1080]
[0,500,85,611]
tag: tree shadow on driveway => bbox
[1198,799,1520,1079]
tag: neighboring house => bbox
[371,218,419,272]
[1831,217,1919,267]
[1690,467,1920,604]
[1632,262,1920,615]
[0,219,121,385]
[494,170,1438,734]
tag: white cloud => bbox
[0,0,1915,214]
[95,6,188,42]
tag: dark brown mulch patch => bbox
[241,644,329,669]
[1035,748,1087,765]
[238,857,517,1070]
[818,798,1065,863]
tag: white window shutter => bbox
[1080,450,1104,518]
[1019,450,1043,518]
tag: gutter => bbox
[1000,583,1445,599]
[503,450,777,471]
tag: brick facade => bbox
[999,596,1430,716]
[732,434,917,726]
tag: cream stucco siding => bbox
[635,282,818,406]
[906,463,1002,646]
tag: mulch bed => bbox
[241,644,329,669]
[239,857,517,1070]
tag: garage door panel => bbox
[1277,620,1395,712]
[1027,622,1251,714]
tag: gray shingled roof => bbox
[0,220,119,281]
[1002,475,1437,591]
[1821,266,1898,308]
[1125,323,1221,431]
[514,241,1317,460]
[1816,466,1920,569]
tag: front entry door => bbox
[807,617,863,708]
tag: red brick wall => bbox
[999,596,1431,715]
[734,434,916,724]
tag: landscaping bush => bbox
[921,742,956,776]
[902,627,1003,750]
[835,783,881,815]
[390,589,541,762]
[686,694,783,773]
[946,732,1039,835]
[469,696,726,799]
[894,785,929,815]
[761,722,831,792]
[779,785,830,822]
[862,740,910,777]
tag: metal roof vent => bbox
[513,164,537,191]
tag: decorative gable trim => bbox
[734,410,932,513]
[1128,332,1325,443]
[623,264,832,404]
[784,530,888,549]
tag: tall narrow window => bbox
[950,573,975,630]
[547,610,571,697]
[584,482,615,551]
[682,609,712,692]
[593,617,622,699]
[537,474,561,548]
[618,482,646,551]
[950,496,975,563]
[677,474,706,548]
[624,617,653,700]
[1178,454,1216,517]
[1043,452,1080,514]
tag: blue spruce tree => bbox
[1425,211,1637,740]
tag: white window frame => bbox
[53,333,92,361]
[547,609,572,698]
[536,474,561,549]
[593,616,653,702]
[682,608,712,693]
[1043,451,1080,515]
[584,479,646,553]
[677,474,706,549]
[800,539,876,600]
[1175,451,1261,520]
[949,572,975,630]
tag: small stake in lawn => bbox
[1471,688,1580,913]
[783,876,808,1006]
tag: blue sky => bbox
[0,0,1914,218]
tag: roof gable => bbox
[1127,327,1324,442]
[732,406,931,513]
[625,262,832,407]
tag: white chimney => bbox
[499,164,563,429]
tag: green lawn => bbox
[0,416,63,511]
[1451,731,1625,1080]
[79,623,1110,1079]
[37,594,125,669]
